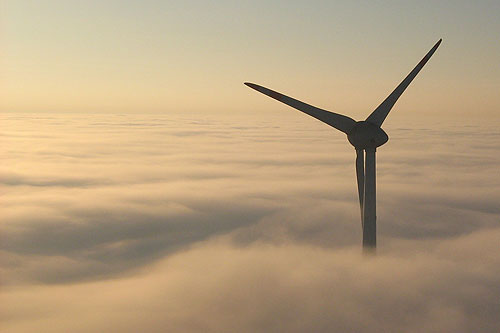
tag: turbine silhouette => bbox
[245,39,441,252]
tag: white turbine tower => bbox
[245,39,441,252]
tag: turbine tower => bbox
[245,39,441,252]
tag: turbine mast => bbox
[362,148,377,252]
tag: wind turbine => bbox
[245,39,441,252]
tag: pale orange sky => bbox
[1,1,500,119]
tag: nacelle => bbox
[347,121,388,149]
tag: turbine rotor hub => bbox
[347,121,389,149]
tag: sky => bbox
[1,1,500,332]
[1,0,500,119]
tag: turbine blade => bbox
[366,39,442,127]
[245,82,356,134]
[356,149,364,226]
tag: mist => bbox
[1,112,499,332]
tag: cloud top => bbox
[1,113,499,332]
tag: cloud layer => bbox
[1,113,499,332]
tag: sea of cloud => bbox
[1,112,499,332]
